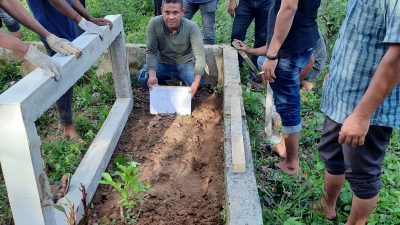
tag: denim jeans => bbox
[43,41,74,125]
[137,62,200,88]
[231,0,271,66]
[183,0,218,45]
[257,49,313,134]
[305,30,327,81]
[0,7,20,32]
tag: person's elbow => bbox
[281,3,297,16]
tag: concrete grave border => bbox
[0,15,132,225]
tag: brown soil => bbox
[91,88,225,225]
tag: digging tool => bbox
[231,41,278,144]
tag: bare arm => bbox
[0,0,51,38]
[261,0,298,83]
[233,39,268,56]
[266,0,298,56]
[339,44,400,147]
[0,29,29,58]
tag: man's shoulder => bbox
[181,18,200,31]
[149,15,163,25]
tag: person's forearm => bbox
[71,0,93,21]
[352,44,400,120]
[246,46,267,56]
[0,0,51,38]
[267,0,298,56]
[0,29,29,58]
[48,0,83,23]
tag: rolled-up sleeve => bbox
[146,18,159,71]
[190,24,205,76]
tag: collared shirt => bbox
[321,0,400,128]
[146,16,205,76]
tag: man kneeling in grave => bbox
[137,0,205,99]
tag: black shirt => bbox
[267,0,321,57]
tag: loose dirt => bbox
[92,88,225,225]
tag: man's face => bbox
[162,3,184,31]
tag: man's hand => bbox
[147,70,158,88]
[78,18,105,40]
[90,18,113,30]
[228,1,237,18]
[46,34,82,58]
[189,75,202,98]
[261,58,278,83]
[24,45,62,80]
[338,113,370,148]
[232,39,248,53]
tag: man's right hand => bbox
[46,34,82,58]
[228,1,237,18]
[24,45,62,80]
[232,39,248,53]
[147,71,158,88]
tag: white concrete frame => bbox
[0,15,132,225]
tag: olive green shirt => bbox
[146,16,205,76]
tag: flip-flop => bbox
[52,174,70,203]
[260,163,280,172]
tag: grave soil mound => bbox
[92,88,225,225]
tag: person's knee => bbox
[136,66,149,89]
[347,176,382,199]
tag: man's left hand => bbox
[338,113,370,147]
[190,75,202,99]
[90,18,113,30]
[261,58,278,83]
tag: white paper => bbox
[150,86,191,115]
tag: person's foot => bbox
[58,124,79,139]
[260,161,300,175]
[301,80,314,91]
[310,195,337,221]
[51,174,70,203]
[271,136,286,158]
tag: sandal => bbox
[300,191,338,223]
[52,174,70,203]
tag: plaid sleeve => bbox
[383,0,400,43]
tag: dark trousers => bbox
[231,0,271,66]
[43,42,74,125]
[154,0,162,16]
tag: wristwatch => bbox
[266,54,278,60]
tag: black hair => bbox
[162,0,183,7]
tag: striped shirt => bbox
[320,0,400,128]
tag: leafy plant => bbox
[99,156,150,223]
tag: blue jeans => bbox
[0,7,20,32]
[257,49,313,134]
[137,62,200,88]
[183,0,218,45]
[231,0,271,66]
[305,30,327,81]
[43,41,74,125]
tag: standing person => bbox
[0,7,22,39]
[26,0,112,138]
[261,0,320,175]
[137,0,205,99]
[315,0,400,224]
[183,0,218,44]
[0,0,81,78]
[154,0,163,15]
[228,0,271,67]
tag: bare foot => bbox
[58,124,79,139]
[301,80,314,91]
[274,161,300,175]
[51,174,70,203]
[271,135,286,158]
